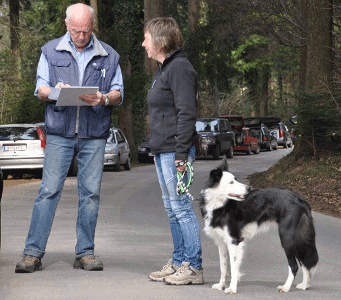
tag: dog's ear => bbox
[220,156,229,172]
[207,168,223,188]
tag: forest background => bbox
[0,0,340,160]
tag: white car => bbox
[105,127,131,171]
[0,124,46,179]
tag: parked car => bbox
[219,115,244,144]
[219,115,260,155]
[138,138,154,164]
[105,127,131,171]
[69,127,131,175]
[195,118,235,159]
[234,127,260,155]
[244,118,278,151]
[261,116,293,148]
[0,124,46,179]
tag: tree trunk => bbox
[306,0,333,90]
[9,0,21,80]
[188,0,199,70]
[299,0,307,90]
[90,0,99,33]
[259,66,270,117]
[144,0,165,75]
[298,0,334,155]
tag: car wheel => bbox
[124,156,131,170]
[288,140,293,148]
[246,145,252,155]
[212,145,220,160]
[114,156,121,172]
[267,143,273,151]
[253,144,260,154]
[274,141,278,150]
[226,145,234,158]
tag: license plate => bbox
[3,145,27,151]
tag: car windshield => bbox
[106,131,117,144]
[196,120,219,132]
[0,127,39,141]
[229,118,243,127]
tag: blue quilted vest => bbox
[41,34,120,139]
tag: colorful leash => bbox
[176,162,194,201]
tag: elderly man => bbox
[15,3,123,273]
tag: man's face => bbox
[66,17,93,51]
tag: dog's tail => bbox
[295,211,319,270]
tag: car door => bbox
[219,119,234,152]
[116,130,129,163]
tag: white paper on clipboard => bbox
[55,86,98,106]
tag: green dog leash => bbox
[176,162,194,200]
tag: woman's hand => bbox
[175,160,187,173]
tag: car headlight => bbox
[105,149,117,154]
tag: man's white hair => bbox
[65,4,94,24]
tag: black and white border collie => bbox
[200,159,318,294]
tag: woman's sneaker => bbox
[148,259,178,282]
[15,255,42,273]
[163,262,204,285]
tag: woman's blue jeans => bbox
[23,134,106,259]
[154,146,202,270]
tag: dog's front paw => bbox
[296,282,310,290]
[224,286,237,294]
[212,282,226,290]
[277,285,290,293]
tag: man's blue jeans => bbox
[154,146,202,270]
[23,134,106,259]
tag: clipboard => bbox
[55,86,98,106]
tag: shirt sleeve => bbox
[110,64,124,106]
[34,53,51,98]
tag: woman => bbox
[142,17,203,285]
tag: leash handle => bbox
[176,162,194,200]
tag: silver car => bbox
[0,124,46,179]
[105,127,131,171]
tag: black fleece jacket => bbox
[147,48,198,161]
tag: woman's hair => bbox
[144,17,184,55]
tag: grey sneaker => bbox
[15,255,42,273]
[73,255,103,271]
[163,262,204,285]
[148,259,178,282]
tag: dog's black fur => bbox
[200,159,319,293]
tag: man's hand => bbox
[79,91,104,106]
[55,82,70,88]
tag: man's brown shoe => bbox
[15,255,42,273]
[73,255,103,271]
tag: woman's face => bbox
[142,31,164,62]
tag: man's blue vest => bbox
[41,35,120,139]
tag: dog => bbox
[200,158,318,294]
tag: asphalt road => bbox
[1,148,340,299]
